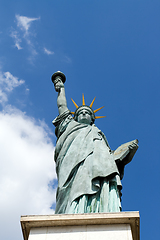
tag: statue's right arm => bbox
[57,86,68,115]
[53,79,68,115]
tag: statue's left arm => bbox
[113,139,139,179]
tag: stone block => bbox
[21,212,140,240]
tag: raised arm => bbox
[52,71,68,115]
[56,83,68,115]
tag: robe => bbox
[53,110,123,214]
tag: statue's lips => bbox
[79,116,88,120]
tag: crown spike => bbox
[71,98,79,108]
[94,106,104,113]
[90,97,96,108]
[70,112,75,115]
[82,94,85,106]
[95,116,106,119]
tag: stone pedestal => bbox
[21,212,140,240]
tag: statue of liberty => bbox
[51,71,138,214]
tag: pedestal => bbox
[21,212,140,240]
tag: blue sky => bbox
[0,1,159,239]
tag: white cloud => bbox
[0,106,56,240]
[16,15,40,35]
[1,71,24,91]
[0,68,57,240]
[0,89,8,103]
[0,71,25,104]
[44,47,54,55]
[10,29,23,50]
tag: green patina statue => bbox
[51,71,138,214]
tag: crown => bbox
[71,94,106,122]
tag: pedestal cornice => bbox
[21,211,140,240]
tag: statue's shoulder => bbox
[52,110,71,125]
[52,110,73,137]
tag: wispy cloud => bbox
[16,14,40,35]
[10,15,40,62]
[0,70,25,104]
[10,29,22,50]
[64,55,72,63]
[44,47,54,55]
[10,15,57,62]
[16,15,40,62]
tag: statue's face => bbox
[77,109,92,125]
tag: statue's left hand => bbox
[128,141,138,151]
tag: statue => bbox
[51,71,138,214]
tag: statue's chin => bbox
[78,119,91,125]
